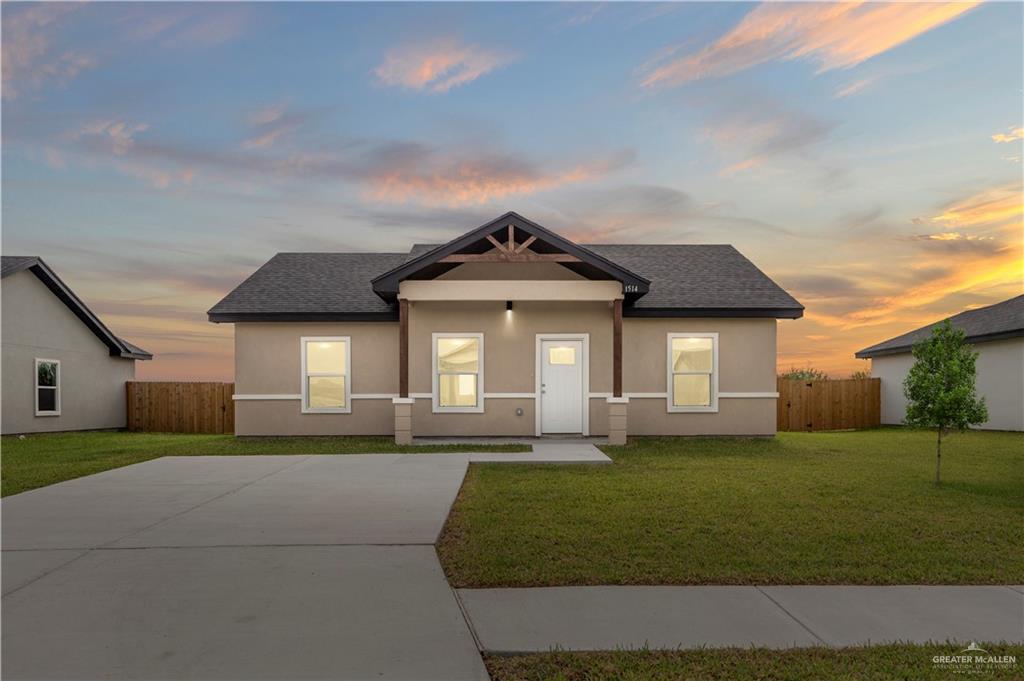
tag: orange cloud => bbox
[375,39,512,93]
[931,183,1023,230]
[991,126,1024,144]
[640,2,977,88]
[367,151,632,207]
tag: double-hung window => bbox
[433,333,483,413]
[667,333,718,412]
[301,337,351,413]
[35,358,61,416]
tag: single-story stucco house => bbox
[209,212,803,443]
[856,295,1024,431]
[1,256,153,435]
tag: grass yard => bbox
[439,428,1024,587]
[484,644,1024,681]
[0,431,528,497]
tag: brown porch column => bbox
[399,298,409,398]
[612,298,622,398]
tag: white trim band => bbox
[233,394,301,401]
[719,392,779,398]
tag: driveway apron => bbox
[2,455,488,681]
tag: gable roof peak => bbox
[370,212,650,303]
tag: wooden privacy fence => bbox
[777,378,881,432]
[126,382,235,434]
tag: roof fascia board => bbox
[208,311,400,323]
[624,306,804,319]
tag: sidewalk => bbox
[457,585,1024,652]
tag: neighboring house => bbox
[209,212,803,443]
[1,256,152,435]
[856,295,1024,431]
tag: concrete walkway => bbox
[457,585,1024,652]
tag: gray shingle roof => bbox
[856,295,1024,358]
[584,244,799,310]
[207,252,409,319]
[210,243,801,320]
[396,243,800,311]
[1,255,152,359]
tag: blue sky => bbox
[3,2,1021,380]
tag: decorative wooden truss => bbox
[438,225,581,263]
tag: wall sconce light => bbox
[506,301,514,313]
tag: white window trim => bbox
[432,332,484,414]
[534,333,590,437]
[34,357,61,417]
[667,332,719,413]
[300,336,351,414]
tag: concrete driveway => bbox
[2,455,488,680]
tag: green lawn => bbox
[0,431,528,497]
[485,644,1024,681]
[439,429,1024,587]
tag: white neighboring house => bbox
[855,295,1024,432]
[1,256,152,435]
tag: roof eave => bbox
[856,328,1024,358]
[208,311,399,323]
[624,306,804,319]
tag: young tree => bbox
[903,320,987,483]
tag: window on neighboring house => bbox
[35,358,60,416]
[668,334,717,412]
[301,337,350,413]
[433,334,483,412]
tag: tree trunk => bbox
[935,428,943,484]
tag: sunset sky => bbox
[3,1,1021,382]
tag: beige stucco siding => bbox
[233,322,397,435]
[872,337,1024,431]
[232,304,778,437]
[1,270,136,434]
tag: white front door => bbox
[540,339,584,434]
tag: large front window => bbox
[433,334,483,412]
[668,334,717,412]
[301,337,350,413]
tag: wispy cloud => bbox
[1,3,95,99]
[375,39,513,93]
[834,77,876,99]
[241,106,308,150]
[930,183,1023,230]
[701,101,833,177]
[991,126,1024,144]
[640,2,977,88]
[367,148,634,207]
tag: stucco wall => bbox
[234,322,398,436]
[1,270,136,434]
[232,305,778,437]
[872,337,1024,431]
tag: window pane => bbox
[548,346,576,365]
[306,341,345,374]
[308,376,346,409]
[673,374,710,407]
[37,361,57,387]
[437,338,479,373]
[672,338,713,373]
[38,387,57,412]
[439,374,477,407]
